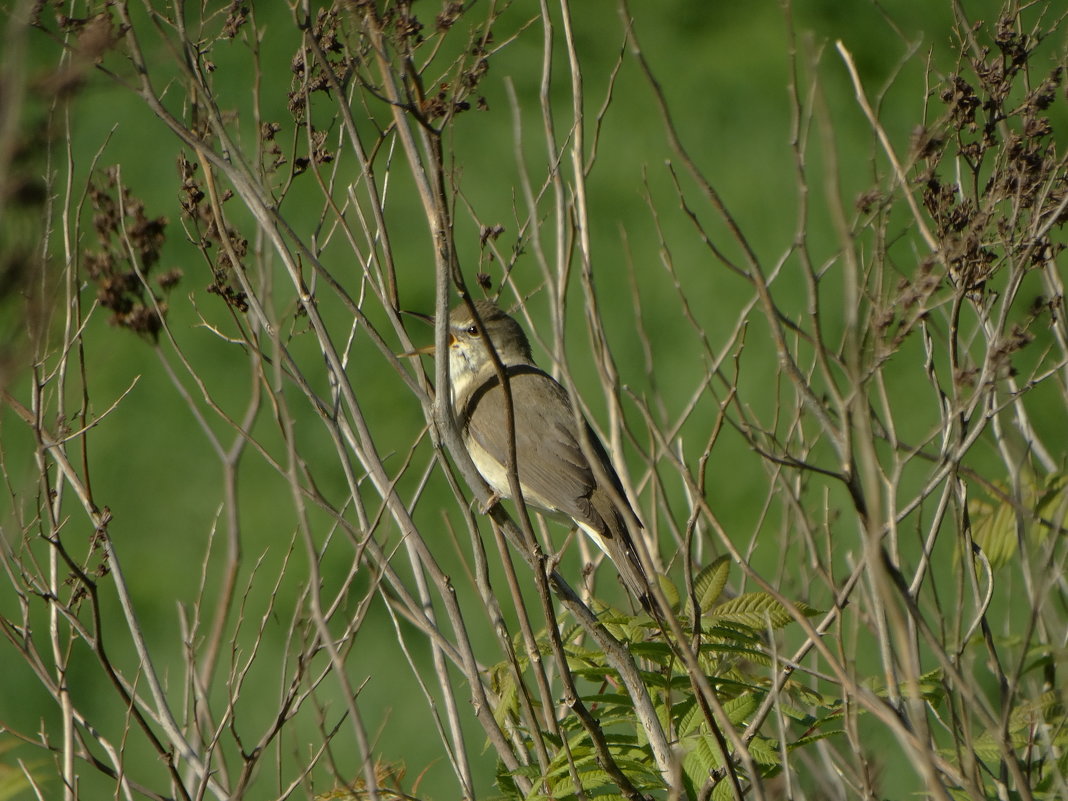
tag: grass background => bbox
[2,1,1064,798]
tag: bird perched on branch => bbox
[418,299,654,612]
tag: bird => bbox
[426,299,654,612]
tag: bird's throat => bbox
[447,347,491,410]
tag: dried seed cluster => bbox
[874,14,1066,368]
[84,167,177,340]
[916,17,1066,296]
[177,154,249,313]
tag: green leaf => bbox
[710,776,739,801]
[496,759,521,799]
[1005,690,1065,742]
[673,697,701,736]
[491,668,520,729]
[691,555,731,614]
[657,573,680,609]
[967,690,1067,769]
[569,665,616,683]
[746,735,782,767]
[969,491,1018,569]
[551,766,608,793]
[722,692,758,726]
[681,732,723,784]
[788,728,845,750]
[968,471,1068,569]
[1032,471,1068,541]
[710,592,808,630]
[582,692,633,708]
[627,640,676,664]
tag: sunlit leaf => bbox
[710,592,806,630]
[691,555,731,614]
[969,490,1018,568]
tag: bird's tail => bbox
[580,500,658,616]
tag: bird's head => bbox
[447,300,533,382]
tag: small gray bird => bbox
[434,299,653,611]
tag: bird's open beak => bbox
[399,333,459,358]
[397,309,442,357]
[399,343,437,357]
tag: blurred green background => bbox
[3,1,1062,798]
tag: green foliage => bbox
[969,690,1066,764]
[0,737,44,801]
[969,471,1068,569]
[3,1,1066,800]
[690,556,730,615]
[491,563,833,799]
[958,724,1068,801]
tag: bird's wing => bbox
[463,367,601,523]
[464,366,653,611]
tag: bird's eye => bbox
[465,325,480,337]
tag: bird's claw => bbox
[478,490,502,515]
